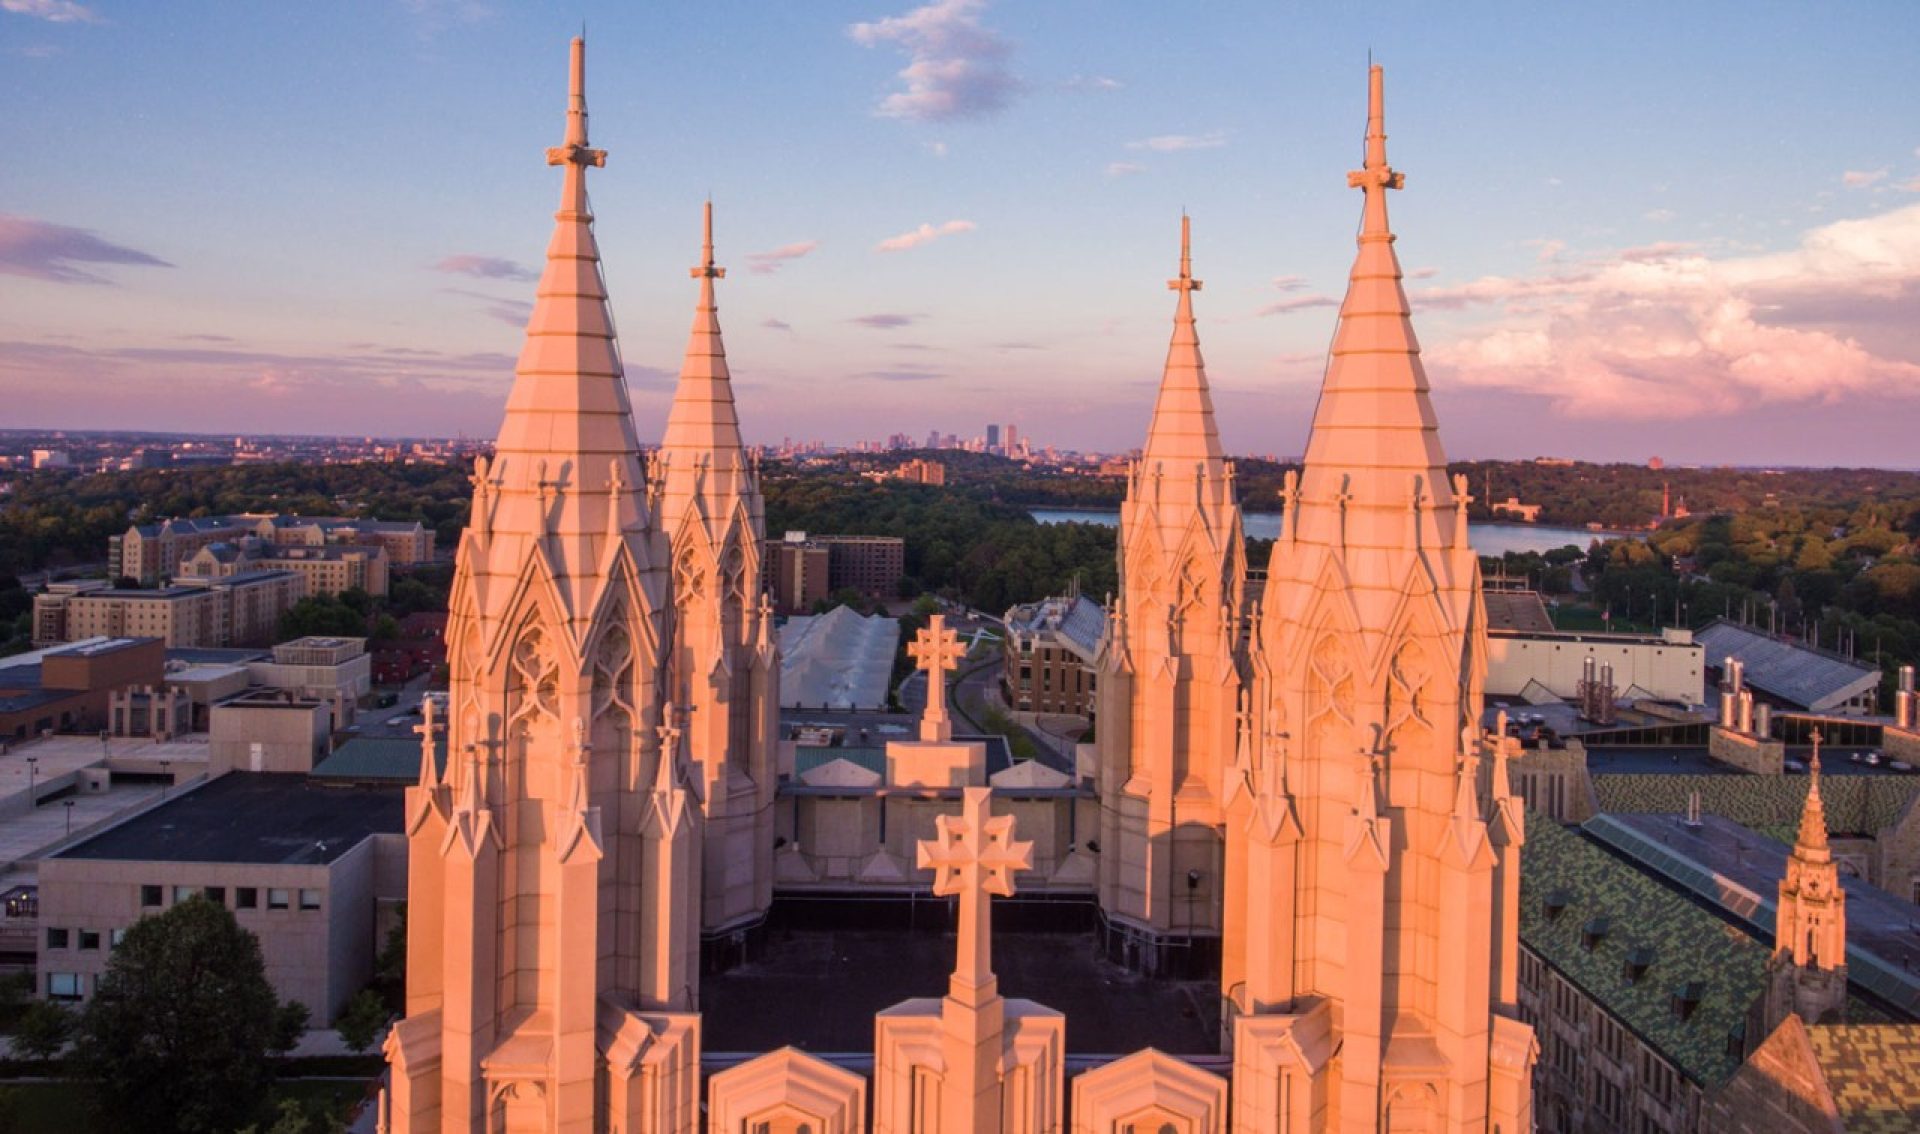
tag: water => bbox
[1028,509,1616,556]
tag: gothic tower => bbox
[1226,66,1535,1132]
[1096,216,1246,972]
[651,202,780,946]
[1767,732,1849,1029]
[385,39,702,1134]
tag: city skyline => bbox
[3,2,1918,464]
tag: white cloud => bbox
[1126,131,1227,153]
[745,241,820,275]
[1105,161,1145,178]
[1843,169,1889,189]
[848,0,1017,122]
[1526,238,1567,264]
[1,0,98,23]
[1422,203,1920,419]
[1644,208,1677,223]
[875,219,976,252]
[1271,275,1309,292]
[1065,74,1122,92]
[924,141,948,158]
[1257,295,1337,317]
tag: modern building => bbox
[889,457,946,485]
[1484,589,1706,706]
[1002,592,1103,716]
[0,637,165,742]
[34,571,306,649]
[35,773,405,1023]
[761,531,906,613]
[245,636,372,728]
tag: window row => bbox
[44,927,125,951]
[137,884,321,911]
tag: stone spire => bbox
[1141,214,1224,469]
[656,200,752,531]
[1094,215,1246,969]
[1230,65,1535,1132]
[652,200,779,942]
[387,38,701,1134]
[1769,730,1849,1030]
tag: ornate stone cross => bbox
[918,787,1031,1007]
[908,613,964,742]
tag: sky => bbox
[2,1,1919,465]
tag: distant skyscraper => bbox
[986,423,1001,451]
[1005,423,1019,453]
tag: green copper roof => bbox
[1594,773,1920,837]
[1520,810,1768,1087]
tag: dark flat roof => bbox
[54,773,404,866]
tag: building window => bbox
[110,929,126,948]
[77,930,100,951]
[299,889,322,911]
[236,887,258,909]
[47,973,81,1001]
[267,889,291,910]
[45,927,68,950]
[173,886,195,904]
[204,887,226,906]
[139,884,162,907]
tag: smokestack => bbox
[1728,658,1744,694]
[1754,702,1771,737]
[1739,689,1754,735]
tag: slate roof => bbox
[1520,811,1768,1087]
[1696,619,1881,712]
[1807,1025,1920,1132]
[313,736,446,783]
[1594,773,1920,837]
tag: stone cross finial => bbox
[692,200,726,281]
[413,698,439,788]
[908,614,964,742]
[1168,213,1202,293]
[917,786,1031,1006]
[546,37,608,169]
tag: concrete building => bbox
[34,570,306,649]
[247,636,372,727]
[35,773,405,1022]
[1696,619,1883,716]
[208,693,332,774]
[764,533,831,615]
[1002,592,1103,716]
[0,637,165,742]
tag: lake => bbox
[1028,510,1618,557]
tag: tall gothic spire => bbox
[480,35,653,638]
[656,201,754,549]
[1795,730,1832,857]
[1292,63,1454,558]
[1141,214,1223,468]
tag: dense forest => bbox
[4,454,1918,687]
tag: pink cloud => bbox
[745,241,819,275]
[848,0,1017,122]
[0,214,170,284]
[876,219,975,252]
[1423,203,1920,419]
[433,254,535,282]
[1257,294,1338,316]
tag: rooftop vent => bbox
[1581,917,1611,952]
[1670,981,1705,1022]
[1623,946,1655,985]
[1544,889,1572,921]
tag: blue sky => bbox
[3,1,1918,464]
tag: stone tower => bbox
[1767,732,1849,1029]
[1095,215,1247,972]
[650,201,780,948]
[1226,66,1535,1132]
[384,39,702,1134]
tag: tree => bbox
[239,1097,342,1134]
[334,989,389,1054]
[70,896,285,1134]
[10,1000,72,1063]
[271,1000,310,1058]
